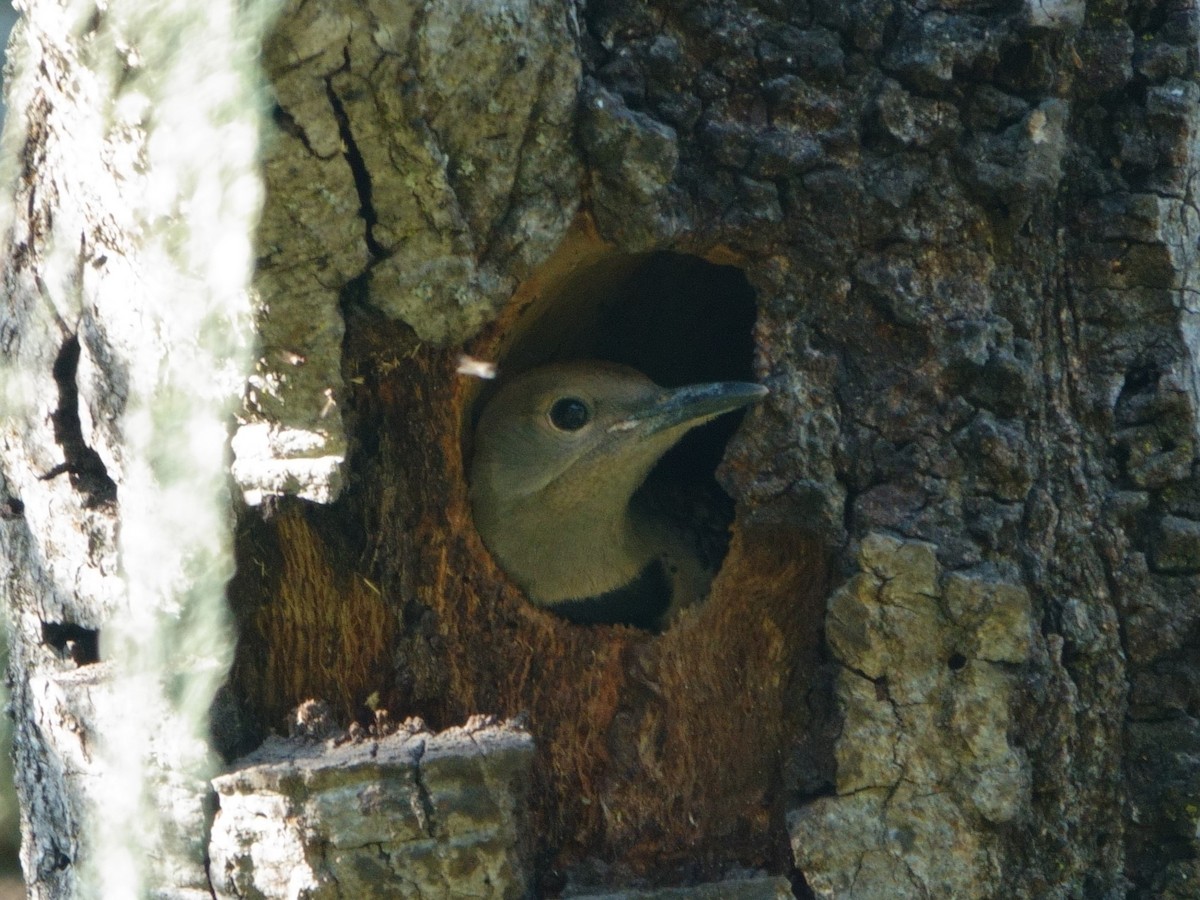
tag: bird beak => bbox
[609,381,769,436]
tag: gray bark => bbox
[3,0,1200,897]
[208,715,536,899]
[0,0,274,896]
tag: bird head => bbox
[470,360,768,522]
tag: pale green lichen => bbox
[794,533,1033,899]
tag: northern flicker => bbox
[469,360,767,628]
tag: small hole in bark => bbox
[468,251,758,628]
[41,621,100,666]
[1119,363,1160,398]
[948,652,967,671]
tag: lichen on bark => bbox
[7,0,1200,896]
[793,534,1032,898]
[235,0,582,506]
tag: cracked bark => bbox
[43,336,117,508]
[6,0,1200,898]
[324,61,387,260]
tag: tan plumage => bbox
[469,360,767,627]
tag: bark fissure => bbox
[41,335,117,508]
[325,59,388,261]
[409,738,437,840]
[8,0,1200,895]
[271,103,330,161]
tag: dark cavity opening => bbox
[474,251,758,628]
[41,621,100,666]
[42,336,117,508]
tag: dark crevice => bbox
[41,621,100,666]
[272,103,327,160]
[40,336,117,508]
[790,868,817,900]
[43,841,71,875]
[324,67,389,260]
[410,739,437,838]
[0,496,23,520]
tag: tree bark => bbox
[0,0,273,896]
[3,0,1199,897]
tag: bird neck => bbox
[482,477,657,605]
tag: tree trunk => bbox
[3,0,1198,897]
[0,0,273,896]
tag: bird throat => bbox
[484,479,660,608]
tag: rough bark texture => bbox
[230,0,582,505]
[0,0,270,896]
[5,0,1200,897]
[209,716,536,899]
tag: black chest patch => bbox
[545,561,671,630]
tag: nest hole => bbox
[466,250,759,628]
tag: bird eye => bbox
[548,397,590,431]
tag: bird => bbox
[469,360,768,628]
